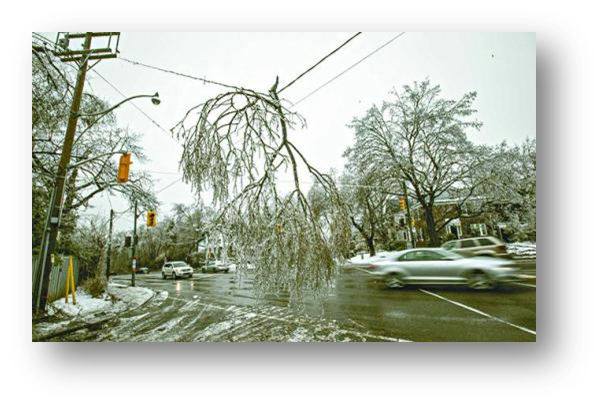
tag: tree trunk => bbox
[366,236,376,256]
[424,206,439,247]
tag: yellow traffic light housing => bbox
[117,153,132,183]
[399,198,406,211]
[146,210,157,228]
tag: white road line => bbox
[419,289,536,336]
[512,282,537,288]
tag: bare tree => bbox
[337,163,392,256]
[173,78,351,298]
[349,79,487,246]
[32,38,158,252]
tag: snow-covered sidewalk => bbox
[33,282,155,341]
[507,242,536,259]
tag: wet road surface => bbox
[50,259,535,342]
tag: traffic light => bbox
[146,210,157,227]
[275,224,283,234]
[117,153,132,183]
[124,235,132,247]
[399,198,406,211]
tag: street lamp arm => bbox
[77,92,160,118]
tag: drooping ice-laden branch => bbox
[172,78,352,298]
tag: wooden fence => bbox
[32,256,79,305]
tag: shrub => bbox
[82,272,106,298]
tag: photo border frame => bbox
[10,8,594,399]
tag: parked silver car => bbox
[442,236,509,258]
[161,261,194,279]
[355,248,518,289]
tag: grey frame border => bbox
[11,8,594,398]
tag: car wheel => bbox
[172,272,177,280]
[161,272,166,280]
[467,271,495,290]
[385,274,405,289]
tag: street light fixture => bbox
[151,93,161,106]
[78,92,161,118]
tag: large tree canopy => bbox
[349,79,491,246]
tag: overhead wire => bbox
[291,32,407,106]
[119,57,241,90]
[156,177,184,194]
[278,32,362,93]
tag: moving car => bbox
[161,261,194,279]
[138,267,150,274]
[356,248,518,289]
[441,236,508,258]
[200,260,230,273]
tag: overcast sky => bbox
[40,32,536,232]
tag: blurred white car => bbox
[355,248,518,289]
[162,261,194,279]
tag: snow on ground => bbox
[34,283,157,340]
[348,251,393,264]
[49,283,154,317]
[507,242,536,258]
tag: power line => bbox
[32,33,56,49]
[145,169,181,175]
[119,57,241,90]
[105,189,114,210]
[279,32,362,93]
[156,177,183,194]
[292,32,407,106]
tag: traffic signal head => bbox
[399,198,406,211]
[117,153,132,183]
[146,210,157,227]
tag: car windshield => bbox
[172,262,188,267]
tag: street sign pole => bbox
[131,200,138,287]
[105,209,114,281]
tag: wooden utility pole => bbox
[34,33,93,312]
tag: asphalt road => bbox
[98,259,536,342]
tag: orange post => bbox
[64,257,76,305]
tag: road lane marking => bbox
[418,289,536,336]
[511,282,537,288]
